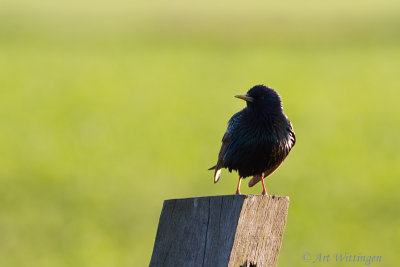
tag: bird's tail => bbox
[248,175,261,187]
[208,165,222,183]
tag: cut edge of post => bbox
[163,194,289,202]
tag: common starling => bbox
[209,85,295,195]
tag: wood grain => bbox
[149,195,289,267]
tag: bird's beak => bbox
[235,94,254,103]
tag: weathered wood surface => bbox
[149,195,289,267]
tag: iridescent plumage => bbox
[209,85,295,194]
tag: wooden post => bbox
[149,195,289,267]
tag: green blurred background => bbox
[1,0,399,266]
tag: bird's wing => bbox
[210,112,242,183]
[212,131,232,183]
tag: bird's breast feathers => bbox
[230,112,294,155]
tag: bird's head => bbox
[235,85,282,112]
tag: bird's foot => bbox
[235,189,241,195]
[261,189,268,196]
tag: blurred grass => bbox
[1,0,400,266]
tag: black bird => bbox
[209,85,295,195]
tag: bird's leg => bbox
[236,177,242,195]
[261,173,268,195]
